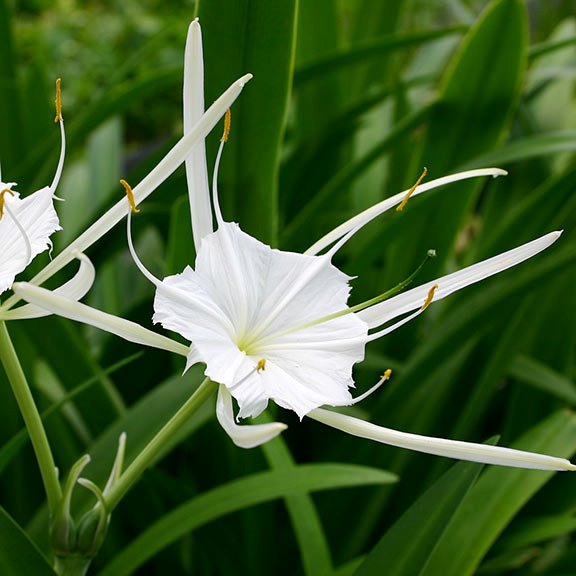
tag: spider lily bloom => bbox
[14,21,575,470]
[0,80,64,298]
[131,153,571,470]
[0,80,97,321]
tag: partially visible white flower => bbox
[14,20,576,472]
[0,79,65,296]
[1,27,251,319]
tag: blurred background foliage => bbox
[2,0,576,574]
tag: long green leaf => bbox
[199,0,298,245]
[0,353,141,477]
[261,425,333,576]
[0,0,22,171]
[353,456,487,575]
[390,0,527,282]
[509,355,576,406]
[294,27,465,85]
[459,131,576,169]
[0,506,55,575]
[421,411,576,576]
[98,463,397,576]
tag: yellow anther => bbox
[256,358,266,372]
[421,283,438,310]
[381,368,392,381]
[0,188,15,218]
[54,78,63,123]
[397,167,428,212]
[221,109,231,143]
[120,179,140,213]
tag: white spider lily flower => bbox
[0,81,100,320]
[125,98,570,469]
[145,210,562,423]
[0,80,65,297]
[14,20,575,471]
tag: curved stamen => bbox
[345,368,392,406]
[323,168,429,258]
[396,167,428,212]
[121,180,140,213]
[324,223,361,259]
[126,209,162,288]
[366,307,424,342]
[54,78,63,123]
[125,199,234,332]
[50,79,66,195]
[212,109,231,228]
[366,285,438,342]
[0,188,14,218]
[306,168,507,256]
[420,283,438,310]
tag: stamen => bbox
[120,179,140,213]
[347,368,392,406]
[126,210,162,288]
[54,78,63,123]
[0,188,15,218]
[421,283,438,310]
[257,358,266,372]
[49,81,67,194]
[221,109,231,142]
[396,167,428,212]
[212,141,226,226]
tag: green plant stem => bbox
[105,377,217,511]
[0,321,61,513]
[54,557,91,576]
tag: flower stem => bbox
[0,321,61,513]
[53,557,92,576]
[105,377,217,511]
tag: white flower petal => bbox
[153,222,368,418]
[358,231,561,330]
[216,385,287,449]
[309,408,576,471]
[184,343,203,372]
[12,282,189,357]
[306,168,507,256]
[1,73,253,312]
[1,252,95,320]
[0,187,61,294]
[184,19,213,250]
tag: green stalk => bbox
[105,377,217,511]
[53,557,91,576]
[0,321,61,513]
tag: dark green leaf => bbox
[0,506,55,575]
